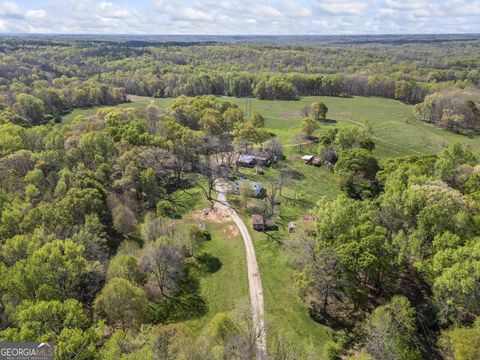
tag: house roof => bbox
[234,179,263,189]
[252,214,276,226]
[238,154,256,163]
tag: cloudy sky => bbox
[0,0,479,35]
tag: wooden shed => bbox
[311,157,322,166]
[252,214,278,231]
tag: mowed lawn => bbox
[63,95,480,158]
[185,220,249,334]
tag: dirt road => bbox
[215,180,267,360]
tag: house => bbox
[237,154,257,168]
[237,153,272,168]
[252,214,278,231]
[232,179,265,198]
[254,155,272,167]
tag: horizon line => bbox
[0,32,480,37]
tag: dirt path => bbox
[215,180,267,360]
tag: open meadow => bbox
[63,95,480,158]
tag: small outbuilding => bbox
[252,214,278,231]
[301,154,314,163]
[311,157,322,166]
[288,221,296,233]
[301,154,322,166]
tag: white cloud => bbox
[0,1,22,17]
[384,0,429,11]
[0,0,479,35]
[26,10,46,19]
[97,2,131,18]
[317,0,367,15]
[174,7,213,21]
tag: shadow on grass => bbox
[149,269,208,324]
[319,118,337,124]
[282,167,306,180]
[281,195,314,210]
[169,190,202,218]
[196,252,223,273]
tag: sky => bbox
[0,0,479,35]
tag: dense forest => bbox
[1,35,480,359]
[0,35,480,131]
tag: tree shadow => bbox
[196,252,223,273]
[308,304,357,331]
[319,118,337,124]
[282,167,305,180]
[149,269,208,324]
[168,190,202,218]
[281,195,314,210]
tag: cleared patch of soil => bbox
[225,224,240,237]
[190,206,231,223]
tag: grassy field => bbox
[63,95,480,158]
[242,213,334,352]
[186,220,249,334]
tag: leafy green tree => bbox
[0,106,30,127]
[431,238,480,324]
[185,224,206,257]
[78,131,115,169]
[222,107,244,133]
[199,109,223,135]
[14,93,45,125]
[334,126,375,152]
[310,101,328,120]
[250,111,265,128]
[434,143,477,185]
[0,124,26,155]
[364,296,421,360]
[140,168,161,206]
[300,116,319,137]
[335,148,379,198]
[94,278,148,332]
[5,239,90,303]
[112,204,137,237]
[107,254,145,285]
[0,299,89,341]
[440,319,480,360]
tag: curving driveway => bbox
[215,180,267,360]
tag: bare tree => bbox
[264,177,281,217]
[140,243,184,298]
[292,134,306,154]
[192,160,221,209]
